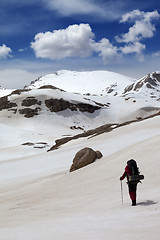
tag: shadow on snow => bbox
[137,200,158,206]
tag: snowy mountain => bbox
[25,70,135,95]
[0,105,160,240]
[0,70,160,139]
[0,70,160,240]
[122,71,160,98]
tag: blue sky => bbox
[0,0,160,88]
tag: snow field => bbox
[0,116,160,240]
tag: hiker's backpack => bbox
[127,159,144,184]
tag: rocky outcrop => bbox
[0,96,17,111]
[123,72,160,94]
[22,142,49,149]
[45,98,100,113]
[0,91,101,118]
[70,147,103,172]
[39,85,65,92]
[19,107,40,118]
[22,97,41,107]
[48,124,113,151]
[11,89,31,95]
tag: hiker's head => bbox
[127,159,137,167]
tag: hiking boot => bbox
[132,200,136,206]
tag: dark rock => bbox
[123,83,134,94]
[45,98,72,112]
[144,77,157,87]
[0,96,17,111]
[19,107,40,118]
[39,85,65,92]
[45,98,100,113]
[22,97,40,107]
[48,124,113,151]
[70,126,84,130]
[146,83,153,89]
[123,72,160,95]
[95,150,103,159]
[76,103,100,113]
[152,72,160,82]
[22,142,34,146]
[134,81,143,91]
[11,89,31,95]
[107,88,114,93]
[70,147,99,172]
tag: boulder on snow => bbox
[70,147,102,172]
[95,150,103,159]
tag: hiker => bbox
[120,159,140,206]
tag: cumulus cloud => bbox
[31,24,95,59]
[0,44,12,59]
[120,42,145,55]
[115,10,160,61]
[92,38,118,62]
[117,20,156,43]
[117,10,160,43]
[120,42,145,62]
[31,23,119,62]
[31,9,160,64]
[120,9,160,23]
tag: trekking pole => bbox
[120,180,123,205]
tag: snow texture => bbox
[0,70,160,240]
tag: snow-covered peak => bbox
[1,69,160,140]
[25,70,136,95]
[122,71,160,100]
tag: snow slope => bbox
[1,70,160,141]
[0,115,160,240]
[0,70,160,240]
[0,88,13,97]
[26,70,135,95]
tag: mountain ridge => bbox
[0,70,160,143]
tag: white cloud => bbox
[92,38,118,62]
[31,9,160,64]
[0,44,12,59]
[120,9,160,23]
[115,10,160,61]
[120,9,143,23]
[120,42,145,55]
[120,42,145,62]
[44,0,102,16]
[31,23,119,62]
[43,0,122,20]
[117,20,156,43]
[1,0,128,22]
[31,24,95,60]
[117,10,160,43]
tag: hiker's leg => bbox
[128,184,137,205]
